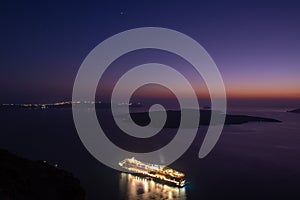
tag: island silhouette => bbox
[287,108,300,114]
[128,109,281,128]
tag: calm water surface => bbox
[0,105,300,199]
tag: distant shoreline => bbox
[0,102,282,126]
[0,101,143,109]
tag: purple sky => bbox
[1,0,300,103]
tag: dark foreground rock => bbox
[0,149,85,200]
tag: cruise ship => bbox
[118,157,186,187]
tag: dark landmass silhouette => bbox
[287,108,300,114]
[0,149,85,200]
[129,109,281,128]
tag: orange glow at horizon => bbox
[97,80,300,100]
[225,84,300,99]
[129,83,300,99]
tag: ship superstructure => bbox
[118,157,186,187]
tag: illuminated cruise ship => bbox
[118,157,186,187]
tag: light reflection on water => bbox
[119,173,186,200]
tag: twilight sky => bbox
[1,0,300,103]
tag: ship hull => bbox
[122,171,186,187]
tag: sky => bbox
[1,0,300,103]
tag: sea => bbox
[1,100,300,199]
